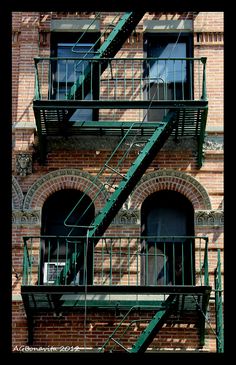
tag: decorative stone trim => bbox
[39,30,50,46]
[112,209,140,225]
[131,169,212,210]
[194,32,224,46]
[12,176,24,210]
[12,210,41,225]
[23,168,108,211]
[195,210,224,227]
[12,30,21,44]
[203,136,224,151]
[16,152,32,176]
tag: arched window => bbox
[40,189,95,284]
[141,190,194,286]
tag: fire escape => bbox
[21,12,223,352]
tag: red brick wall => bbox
[12,12,224,353]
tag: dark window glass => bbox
[40,189,95,284]
[144,33,193,121]
[50,32,100,121]
[141,190,194,286]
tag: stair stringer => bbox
[130,294,177,353]
[68,12,144,101]
[62,111,177,285]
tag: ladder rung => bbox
[104,164,125,178]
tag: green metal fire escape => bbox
[214,249,224,352]
[23,12,212,351]
[67,11,144,101]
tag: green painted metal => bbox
[197,107,208,168]
[130,295,177,352]
[67,12,144,100]
[198,290,211,347]
[32,55,208,165]
[88,111,176,239]
[22,235,209,288]
[214,249,224,352]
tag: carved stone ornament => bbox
[195,210,224,227]
[16,153,32,176]
[112,209,140,225]
[12,210,41,225]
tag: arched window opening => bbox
[40,189,95,285]
[141,190,194,286]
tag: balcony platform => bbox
[33,100,208,137]
[21,284,211,312]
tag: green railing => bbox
[214,249,224,352]
[22,235,209,287]
[34,57,207,104]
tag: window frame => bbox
[143,32,193,121]
[50,32,100,121]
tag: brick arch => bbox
[131,169,212,211]
[23,169,108,212]
[12,176,24,209]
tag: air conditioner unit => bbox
[43,262,65,284]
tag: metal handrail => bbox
[34,57,207,103]
[214,249,224,352]
[22,235,209,288]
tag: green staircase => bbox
[59,111,176,284]
[67,12,144,100]
[88,112,176,239]
[130,295,177,353]
[98,294,177,353]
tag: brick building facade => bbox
[12,11,224,353]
